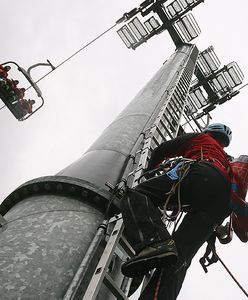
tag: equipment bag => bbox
[230,155,248,242]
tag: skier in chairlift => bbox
[0,65,11,78]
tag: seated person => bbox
[19,99,35,114]
[0,65,11,78]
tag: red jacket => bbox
[147,133,248,242]
[148,132,231,180]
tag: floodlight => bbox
[223,62,244,88]
[173,13,201,42]
[117,16,162,49]
[197,46,221,76]
[166,0,184,19]
[128,17,148,41]
[208,73,232,98]
[117,25,138,49]
[144,16,161,33]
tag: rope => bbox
[212,248,248,298]
[153,269,164,300]
[163,160,194,220]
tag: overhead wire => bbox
[0,22,118,110]
[237,82,248,91]
[32,23,118,86]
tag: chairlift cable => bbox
[0,23,118,112]
[238,82,248,91]
[26,23,118,89]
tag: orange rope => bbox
[153,269,164,300]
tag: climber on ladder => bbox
[120,123,248,300]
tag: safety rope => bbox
[212,247,248,298]
[163,159,195,220]
[153,269,164,300]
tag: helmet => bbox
[203,123,232,147]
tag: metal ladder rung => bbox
[103,274,129,300]
[155,125,167,142]
[166,103,180,121]
[162,111,178,131]
[119,236,135,258]
[152,135,160,146]
[159,119,174,139]
[171,96,184,111]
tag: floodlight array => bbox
[117,16,161,49]
[209,62,244,95]
[173,13,201,42]
[210,73,230,94]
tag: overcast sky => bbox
[1,0,247,299]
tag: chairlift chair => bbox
[0,61,47,121]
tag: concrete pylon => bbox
[0,44,199,299]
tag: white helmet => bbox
[204,123,232,147]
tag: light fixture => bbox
[117,25,138,49]
[128,17,149,40]
[173,13,201,42]
[117,16,161,49]
[197,46,221,76]
[144,16,161,33]
[223,62,244,88]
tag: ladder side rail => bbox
[82,215,125,300]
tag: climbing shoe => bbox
[121,239,178,278]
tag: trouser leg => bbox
[138,163,231,299]
[138,210,216,300]
[120,175,175,252]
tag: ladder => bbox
[80,60,197,300]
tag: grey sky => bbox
[1,0,247,299]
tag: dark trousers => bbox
[120,162,231,299]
